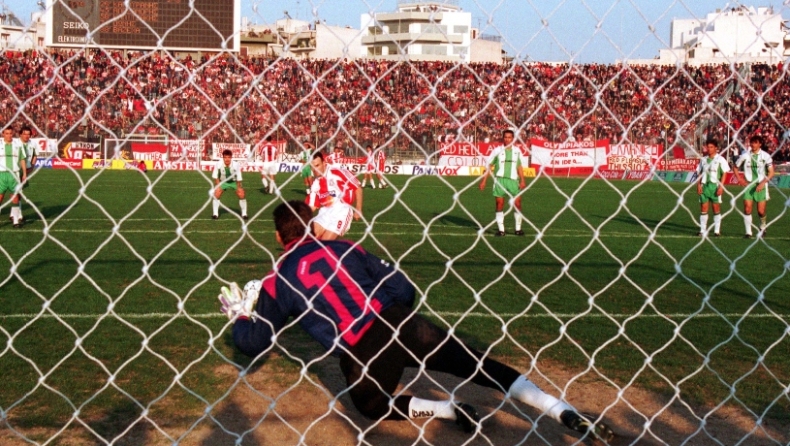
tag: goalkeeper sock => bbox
[212,199,220,217]
[743,213,752,236]
[699,214,709,233]
[11,206,21,223]
[759,216,767,231]
[239,199,248,216]
[495,212,505,232]
[713,214,722,234]
[514,213,522,231]
[508,376,572,422]
[407,397,455,420]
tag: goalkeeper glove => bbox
[218,282,258,321]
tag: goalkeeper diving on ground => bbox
[219,200,622,444]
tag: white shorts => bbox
[262,162,278,176]
[314,204,354,236]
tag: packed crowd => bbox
[2,48,789,158]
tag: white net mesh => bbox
[1,0,789,445]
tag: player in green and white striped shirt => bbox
[211,149,248,220]
[695,138,730,237]
[301,142,315,194]
[478,130,526,236]
[1,127,28,228]
[732,135,775,238]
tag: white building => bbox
[243,18,361,59]
[645,6,788,65]
[360,0,485,62]
[0,6,38,51]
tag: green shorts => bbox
[699,183,722,204]
[0,171,19,195]
[492,177,520,198]
[301,164,312,179]
[743,183,768,202]
[220,181,238,191]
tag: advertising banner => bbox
[51,159,83,169]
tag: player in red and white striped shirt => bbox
[306,152,363,240]
[256,136,278,194]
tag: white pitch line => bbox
[0,312,785,320]
[5,223,744,239]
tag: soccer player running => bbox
[1,127,27,228]
[478,129,526,236]
[258,136,278,194]
[306,152,362,240]
[695,138,730,237]
[732,135,775,238]
[300,142,315,194]
[219,200,617,442]
[211,149,248,220]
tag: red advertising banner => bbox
[52,159,84,169]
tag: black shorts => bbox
[339,304,521,420]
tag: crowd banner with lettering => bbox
[607,144,664,171]
[530,139,609,175]
[437,141,529,167]
[59,141,101,160]
[211,143,250,160]
[31,138,58,158]
[657,158,698,172]
[130,142,168,161]
[168,139,204,162]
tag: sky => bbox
[6,1,789,63]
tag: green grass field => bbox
[1,168,789,443]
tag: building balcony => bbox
[374,12,445,22]
[362,32,462,45]
[241,34,276,44]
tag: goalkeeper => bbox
[219,200,616,442]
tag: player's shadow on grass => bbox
[431,212,478,228]
[17,204,71,223]
[86,400,154,445]
[198,400,262,446]
[598,214,693,234]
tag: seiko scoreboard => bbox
[47,0,240,51]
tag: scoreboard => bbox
[47,0,239,51]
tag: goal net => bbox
[1,1,789,445]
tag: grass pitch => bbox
[1,168,788,442]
